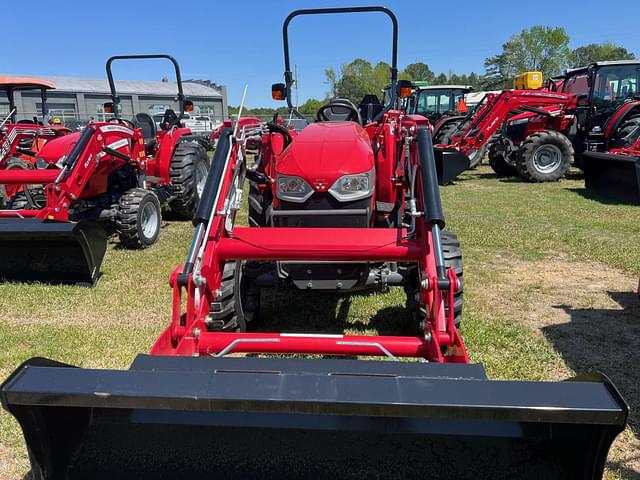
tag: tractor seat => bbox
[316,98,363,124]
[161,109,180,131]
[133,113,157,150]
[358,94,383,124]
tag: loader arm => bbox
[450,90,575,157]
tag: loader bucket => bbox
[2,356,627,480]
[583,151,640,204]
[0,218,106,285]
[434,146,470,185]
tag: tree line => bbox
[231,27,635,113]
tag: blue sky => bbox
[4,0,639,107]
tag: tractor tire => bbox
[467,144,486,169]
[8,189,46,210]
[433,121,462,145]
[612,115,640,148]
[515,130,573,182]
[169,141,210,220]
[248,180,272,227]
[488,142,518,177]
[2,157,34,203]
[442,231,464,327]
[405,230,463,328]
[116,188,162,249]
[205,261,261,332]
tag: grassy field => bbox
[0,165,638,478]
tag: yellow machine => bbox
[513,71,543,90]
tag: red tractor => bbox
[0,76,70,205]
[487,61,640,189]
[0,54,210,284]
[0,7,627,478]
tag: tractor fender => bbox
[604,100,640,140]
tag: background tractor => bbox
[0,54,210,284]
[487,60,640,191]
[0,7,628,479]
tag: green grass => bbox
[0,165,638,478]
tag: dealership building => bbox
[0,75,227,124]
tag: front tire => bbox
[405,230,463,328]
[169,141,210,219]
[515,130,573,182]
[205,261,260,332]
[116,188,162,249]
[488,142,518,177]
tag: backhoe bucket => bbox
[434,146,470,185]
[583,151,640,204]
[2,356,627,480]
[0,218,106,285]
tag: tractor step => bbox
[0,218,107,285]
[1,355,628,479]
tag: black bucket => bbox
[1,356,628,480]
[434,147,471,185]
[0,218,107,285]
[583,151,640,204]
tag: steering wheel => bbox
[108,117,137,129]
[316,99,362,124]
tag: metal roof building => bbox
[0,75,228,125]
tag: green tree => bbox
[298,98,324,115]
[324,68,338,97]
[334,58,376,103]
[434,73,448,84]
[403,62,434,82]
[570,42,636,67]
[483,26,570,89]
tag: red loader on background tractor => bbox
[0,54,210,285]
[434,89,576,181]
[0,7,628,479]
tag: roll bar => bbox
[282,6,399,119]
[105,54,185,118]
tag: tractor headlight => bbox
[328,169,374,201]
[276,175,313,202]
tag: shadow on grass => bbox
[543,291,640,433]
[566,187,640,206]
[255,289,413,337]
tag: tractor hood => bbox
[276,122,374,191]
[37,132,81,166]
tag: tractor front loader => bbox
[0,55,209,285]
[1,7,628,479]
[435,89,577,182]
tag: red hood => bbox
[37,131,81,164]
[275,122,374,191]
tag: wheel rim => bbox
[196,162,208,198]
[140,202,159,239]
[532,144,562,174]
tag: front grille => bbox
[274,193,370,227]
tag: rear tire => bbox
[169,141,210,219]
[612,115,640,148]
[434,121,462,145]
[116,188,162,249]
[515,130,573,182]
[488,142,518,177]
